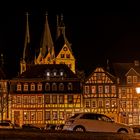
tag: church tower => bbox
[35,13,55,64]
[20,12,31,74]
[55,14,76,73]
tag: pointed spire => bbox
[40,12,54,59]
[23,12,30,62]
[106,59,110,71]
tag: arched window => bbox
[68,83,73,91]
[52,83,57,91]
[59,83,64,91]
[52,69,57,76]
[45,83,50,91]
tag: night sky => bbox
[0,1,140,77]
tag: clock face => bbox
[63,47,67,51]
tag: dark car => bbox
[22,124,41,130]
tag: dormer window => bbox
[37,83,42,91]
[68,83,73,91]
[53,69,57,76]
[17,83,22,91]
[127,76,132,84]
[30,83,35,91]
[59,83,64,91]
[24,83,28,91]
[45,83,50,91]
[60,70,64,76]
[47,72,50,76]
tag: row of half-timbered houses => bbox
[0,13,140,127]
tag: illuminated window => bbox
[52,83,57,91]
[91,86,96,93]
[111,86,116,93]
[31,112,35,120]
[68,83,73,91]
[17,83,21,91]
[45,111,50,120]
[61,54,65,58]
[105,100,110,108]
[45,83,50,91]
[59,95,64,104]
[98,86,103,93]
[30,83,35,91]
[37,83,42,91]
[23,111,29,120]
[30,96,35,104]
[60,70,64,76]
[66,54,70,58]
[67,95,73,104]
[45,95,50,104]
[38,96,42,104]
[24,83,28,91]
[85,101,90,108]
[23,96,28,104]
[105,86,109,93]
[53,69,57,76]
[59,111,64,120]
[127,76,132,84]
[133,101,138,108]
[37,112,42,121]
[59,83,64,91]
[85,86,89,94]
[133,76,137,83]
[52,111,57,120]
[98,100,103,108]
[16,96,21,104]
[92,101,96,108]
[52,95,57,104]
[112,100,116,108]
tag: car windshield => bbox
[70,113,80,119]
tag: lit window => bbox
[59,111,64,120]
[52,83,57,91]
[98,100,103,108]
[133,76,137,83]
[16,96,21,104]
[23,112,29,120]
[61,54,65,58]
[111,86,116,93]
[30,83,35,91]
[68,83,73,91]
[98,86,103,93]
[91,86,96,93]
[17,83,21,91]
[105,86,109,93]
[23,96,28,104]
[31,96,35,104]
[59,83,64,91]
[66,54,70,58]
[31,112,35,120]
[52,111,57,120]
[85,86,89,94]
[127,76,132,84]
[59,95,64,104]
[45,111,50,120]
[85,101,90,108]
[45,83,50,91]
[92,101,96,108]
[45,95,50,104]
[24,84,28,91]
[67,95,73,104]
[52,95,57,104]
[37,83,42,91]
[37,112,42,121]
[105,100,110,108]
[38,96,42,104]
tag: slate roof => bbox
[15,64,78,79]
[113,62,140,84]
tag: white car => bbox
[63,112,133,134]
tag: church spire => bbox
[23,12,30,62]
[35,12,55,64]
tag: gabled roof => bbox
[15,64,78,79]
[113,62,140,84]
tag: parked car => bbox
[0,121,15,129]
[22,124,41,130]
[44,124,56,130]
[63,112,133,134]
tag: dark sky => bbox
[0,1,140,77]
